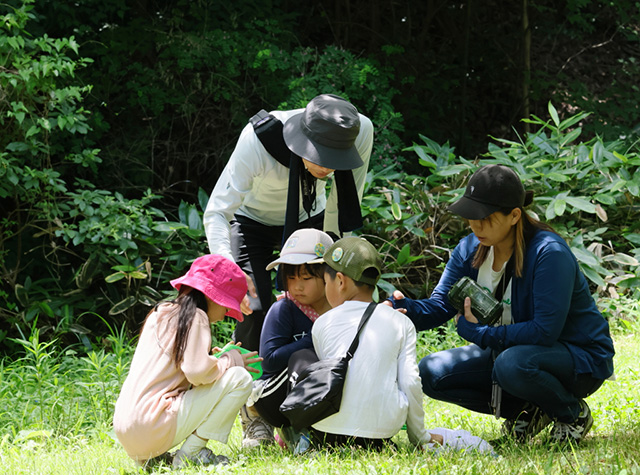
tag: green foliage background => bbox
[1,0,640,354]
[1,1,640,470]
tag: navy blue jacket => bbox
[394,230,615,380]
[258,298,314,378]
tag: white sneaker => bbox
[240,405,275,449]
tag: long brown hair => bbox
[472,208,557,277]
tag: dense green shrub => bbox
[28,0,406,198]
[0,0,98,345]
[0,1,212,351]
[2,0,639,356]
[363,103,640,300]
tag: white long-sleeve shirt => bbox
[203,109,374,260]
[311,301,430,446]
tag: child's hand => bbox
[211,341,240,354]
[241,350,263,374]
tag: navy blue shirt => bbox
[258,298,314,378]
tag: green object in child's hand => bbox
[213,343,263,380]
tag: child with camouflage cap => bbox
[308,236,435,449]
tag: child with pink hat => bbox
[113,254,261,469]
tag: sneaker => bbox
[550,400,593,444]
[276,426,299,451]
[136,452,173,470]
[500,405,552,442]
[276,426,311,454]
[293,431,311,455]
[240,405,275,449]
[172,447,229,469]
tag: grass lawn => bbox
[1,327,638,474]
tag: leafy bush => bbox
[28,1,406,199]
[363,103,640,300]
[0,0,99,347]
[2,0,639,356]
[0,1,215,352]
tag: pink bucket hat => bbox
[170,254,248,321]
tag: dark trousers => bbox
[254,347,320,428]
[419,343,604,422]
[253,369,290,428]
[229,213,324,352]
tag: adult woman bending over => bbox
[387,164,614,444]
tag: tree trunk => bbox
[522,0,531,134]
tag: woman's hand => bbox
[455,297,479,324]
[240,272,257,315]
[381,290,408,314]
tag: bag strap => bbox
[249,109,291,168]
[495,256,515,303]
[345,302,377,361]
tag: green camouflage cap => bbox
[323,237,381,285]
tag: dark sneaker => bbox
[276,426,312,454]
[240,405,275,449]
[501,405,552,442]
[137,452,173,470]
[550,400,593,444]
[172,447,229,469]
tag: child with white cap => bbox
[242,228,334,450]
[113,255,261,469]
[204,94,373,448]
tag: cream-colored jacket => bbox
[113,303,243,460]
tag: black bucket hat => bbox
[448,164,532,220]
[283,94,363,170]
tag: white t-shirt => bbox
[476,247,513,326]
[311,300,429,446]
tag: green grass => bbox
[1,321,639,474]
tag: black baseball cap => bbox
[448,165,529,220]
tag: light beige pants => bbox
[172,366,252,446]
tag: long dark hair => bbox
[171,288,208,367]
[143,287,209,368]
[472,208,557,277]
